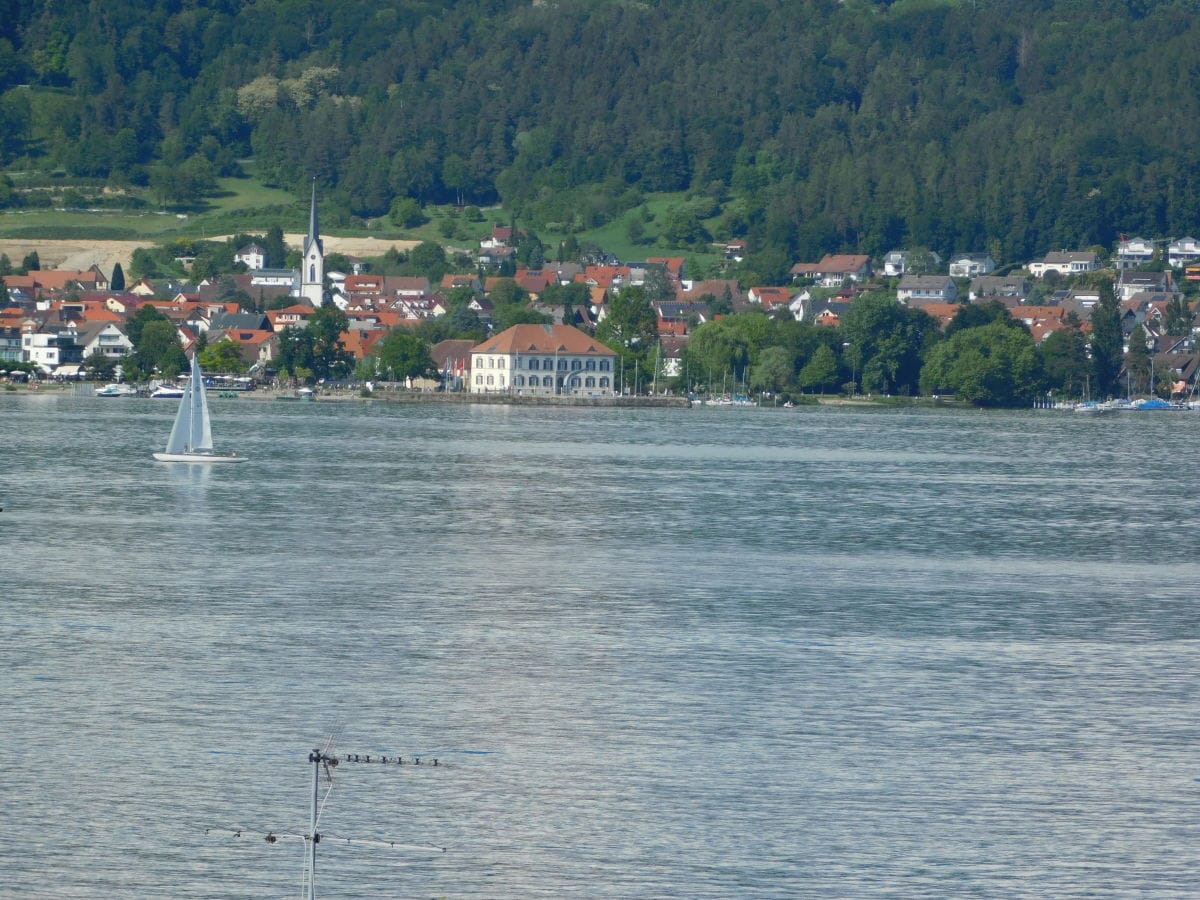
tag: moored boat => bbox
[95,383,137,397]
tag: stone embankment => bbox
[270,389,691,408]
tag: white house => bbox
[21,321,84,373]
[882,249,942,278]
[897,275,957,306]
[1167,237,1200,268]
[1117,270,1171,302]
[470,323,617,396]
[1028,251,1099,278]
[1116,236,1155,270]
[790,254,872,287]
[948,254,996,278]
[234,242,266,270]
[75,322,134,363]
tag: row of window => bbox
[474,375,612,389]
[474,355,613,372]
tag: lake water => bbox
[4,393,1200,898]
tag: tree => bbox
[595,286,659,368]
[110,262,125,291]
[626,216,647,245]
[200,338,248,374]
[1089,283,1124,399]
[945,300,1022,336]
[389,196,427,229]
[797,344,839,394]
[21,250,39,272]
[277,325,314,380]
[406,242,448,282]
[488,278,525,309]
[642,265,676,303]
[376,329,435,379]
[135,319,186,377]
[683,318,753,392]
[306,305,352,380]
[919,320,1044,407]
[1124,323,1151,397]
[83,349,116,381]
[442,153,469,207]
[840,292,937,396]
[264,226,287,269]
[1039,321,1090,399]
[125,303,169,348]
[752,345,797,394]
[1164,295,1192,336]
[495,305,552,331]
[660,204,709,248]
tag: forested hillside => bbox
[3,0,1200,266]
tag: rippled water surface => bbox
[5,394,1200,898]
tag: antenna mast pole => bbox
[307,747,325,900]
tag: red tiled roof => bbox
[474,324,616,356]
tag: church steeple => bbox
[304,179,323,257]
[300,178,325,307]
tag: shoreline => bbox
[5,381,693,408]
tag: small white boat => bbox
[150,383,185,399]
[95,383,137,397]
[153,355,247,463]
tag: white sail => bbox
[162,355,215,454]
[191,355,214,452]
[163,373,194,454]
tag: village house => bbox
[916,303,963,329]
[800,297,853,327]
[747,286,795,309]
[470,323,616,396]
[896,275,957,306]
[1117,269,1171,302]
[882,250,942,278]
[790,254,872,287]
[481,225,513,249]
[1167,237,1200,268]
[1116,236,1156,269]
[441,273,483,295]
[234,243,267,270]
[21,320,86,373]
[947,254,996,278]
[677,279,745,308]
[4,266,110,301]
[645,257,686,284]
[477,245,516,268]
[74,321,134,363]
[205,324,278,368]
[431,338,475,389]
[578,264,631,293]
[1028,251,1099,278]
[267,304,315,332]
[969,275,1030,302]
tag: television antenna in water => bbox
[206,732,449,900]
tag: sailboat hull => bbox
[153,451,247,463]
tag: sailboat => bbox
[153,354,247,463]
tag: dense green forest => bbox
[3,0,1200,268]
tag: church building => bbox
[300,181,325,307]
